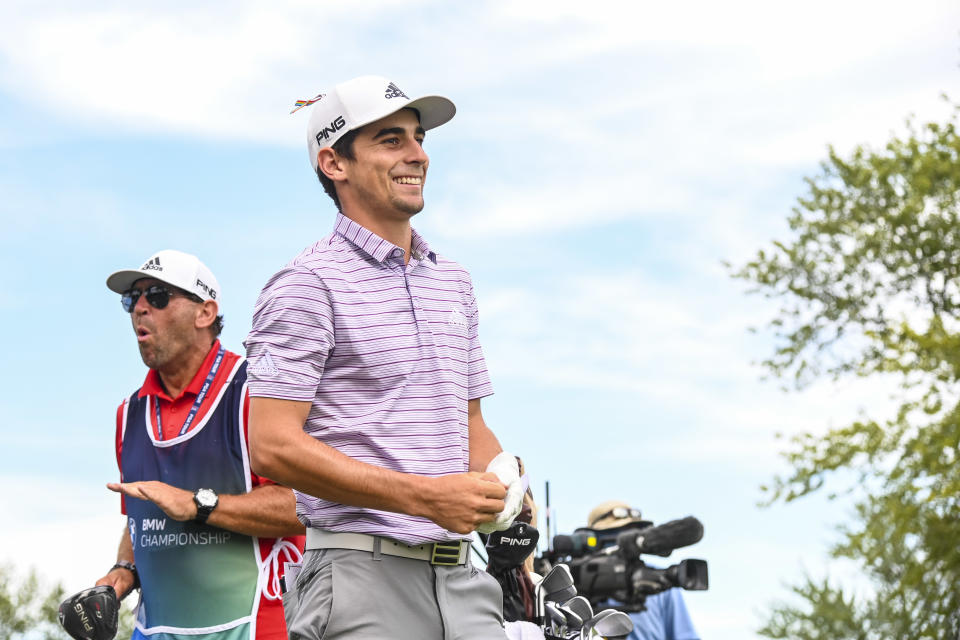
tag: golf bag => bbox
[485,519,540,621]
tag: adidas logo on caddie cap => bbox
[141,256,162,272]
[384,82,408,100]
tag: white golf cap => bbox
[305,75,456,171]
[106,249,221,304]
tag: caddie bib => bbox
[121,359,260,640]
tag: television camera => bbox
[536,516,709,613]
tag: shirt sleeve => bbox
[626,588,700,640]
[244,265,335,402]
[662,588,700,640]
[465,277,494,400]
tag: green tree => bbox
[0,564,136,640]
[732,101,960,639]
[0,564,66,640]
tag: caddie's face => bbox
[128,277,203,371]
[341,108,429,220]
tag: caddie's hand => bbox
[423,472,506,534]
[107,481,198,521]
[95,568,135,600]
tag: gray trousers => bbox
[283,548,507,640]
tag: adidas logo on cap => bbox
[141,257,162,272]
[384,82,408,100]
[107,249,221,304]
[303,75,456,171]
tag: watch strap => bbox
[193,488,218,524]
[111,560,140,591]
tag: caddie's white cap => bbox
[305,75,456,171]
[106,249,221,304]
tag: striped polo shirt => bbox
[244,213,493,544]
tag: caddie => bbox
[95,249,305,640]
[244,75,524,639]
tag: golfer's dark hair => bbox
[317,129,360,212]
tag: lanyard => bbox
[154,346,225,440]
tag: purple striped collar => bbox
[333,213,437,264]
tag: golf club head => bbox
[544,602,567,638]
[588,609,616,622]
[580,608,614,638]
[584,609,633,639]
[537,563,572,620]
[545,584,578,603]
[58,586,119,640]
[558,604,584,631]
[540,563,574,594]
[563,596,593,625]
[539,562,578,605]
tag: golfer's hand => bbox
[108,481,198,521]
[424,472,506,534]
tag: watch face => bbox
[196,488,217,507]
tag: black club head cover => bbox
[485,521,540,572]
[58,585,120,640]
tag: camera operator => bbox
[588,501,700,640]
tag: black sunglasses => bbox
[121,284,201,313]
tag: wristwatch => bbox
[193,488,219,523]
[111,560,140,591]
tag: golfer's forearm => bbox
[206,484,305,537]
[249,396,432,516]
[254,431,430,516]
[467,399,502,472]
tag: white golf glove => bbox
[476,451,524,534]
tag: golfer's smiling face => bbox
[340,108,429,221]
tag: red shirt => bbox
[114,340,304,640]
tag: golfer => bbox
[245,75,523,639]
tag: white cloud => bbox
[431,172,685,236]
[480,268,902,470]
[482,270,761,389]
[496,0,955,72]
[2,0,956,241]
[0,475,127,594]
[2,0,955,143]
[0,0,419,142]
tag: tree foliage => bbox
[0,564,66,640]
[0,565,136,640]
[733,101,960,639]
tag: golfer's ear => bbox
[318,148,346,182]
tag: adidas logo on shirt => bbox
[384,82,408,100]
[448,310,468,328]
[141,256,162,272]
[249,350,279,377]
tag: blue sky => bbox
[2,1,959,637]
